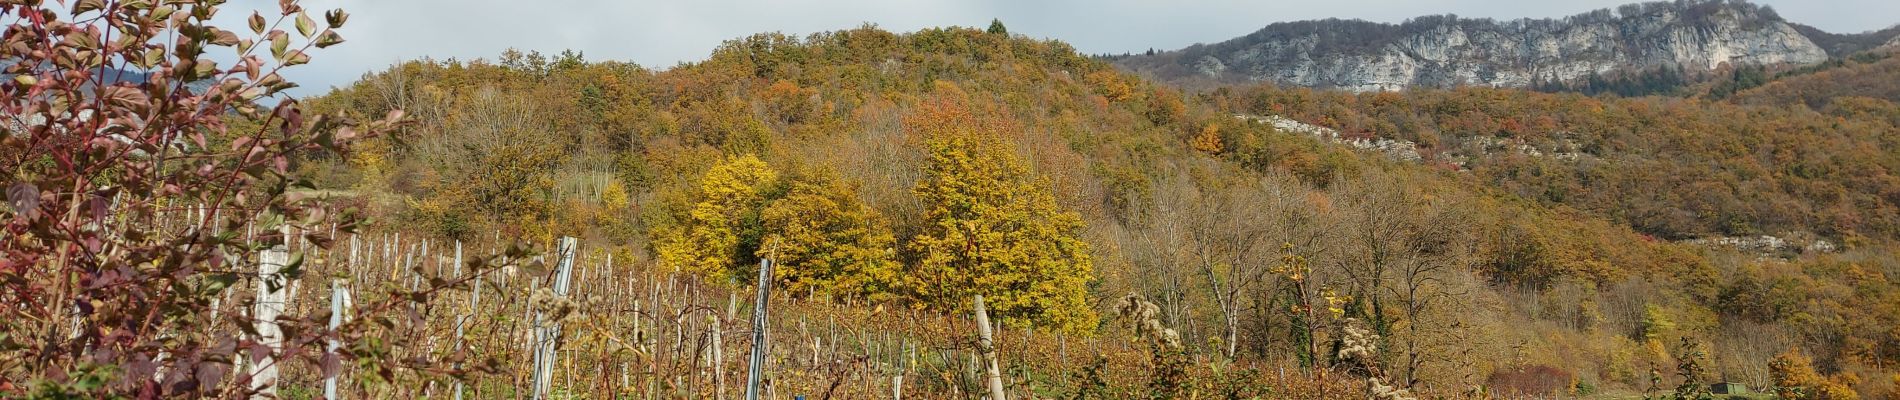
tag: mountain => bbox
[1789,23,1900,57]
[1,59,215,93]
[1114,0,1834,91]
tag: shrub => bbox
[1486,365,1576,397]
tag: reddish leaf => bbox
[6,182,38,220]
[320,351,340,378]
[101,86,152,114]
[248,12,266,34]
[209,28,240,47]
[87,194,107,222]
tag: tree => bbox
[656,155,780,281]
[905,96,1096,333]
[1086,70,1135,102]
[1272,243,1348,370]
[1146,87,1187,126]
[1769,348,1859,400]
[987,18,1008,35]
[758,168,902,302]
[1172,173,1280,361]
[1332,171,1473,386]
[1191,123,1225,154]
[1672,338,1713,400]
[415,87,563,236]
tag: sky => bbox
[231,0,1898,97]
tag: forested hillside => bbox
[281,23,1900,398]
[1213,84,1900,243]
[1728,50,1900,108]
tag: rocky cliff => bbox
[1115,0,1833,91]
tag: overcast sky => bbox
[250,0,1897,97]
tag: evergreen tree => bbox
[905,95,1097,333]
[988,18,1008,35]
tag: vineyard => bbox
[219,227,1346,399]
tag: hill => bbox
[1112,0,1832,91]
[287,24,1900,398]
[1790,23,1900,57]
[1724,49,1900,107]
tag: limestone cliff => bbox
[1115,0,1832,91]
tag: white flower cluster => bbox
[1368,377,1415,400]
[530,287,578,322]
[1336,318,1417,400]
[1336,318,1380,363]
[1115,294,1181,350]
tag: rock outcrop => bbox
[1116,0,1831,91]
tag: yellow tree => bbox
[1769,348,1859,400]
[758,168,902,302]
[1191,123,1225,155]
[656,155,780,281]
[905,95,1097,333]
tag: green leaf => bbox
[193,59,218,79]
[249,12,266,34]
[62,31,99,50]
[73,0,106,15]
[142,48,164,68]
[283,252,305,279]
[524,259,548,276]
[283,50,310,66]
[295,11,315,37]
[204,272,238,294]
[12,75,35,86]
[269,30,289,59]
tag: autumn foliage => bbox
[18,10,1879,398]
[904,89,1097,332]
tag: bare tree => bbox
[1331,170,1475,387]
[1141,168,1203,337]
[1184,181,1274,361]
[1160,164,1309,361]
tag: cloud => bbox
[216,0,1892,97]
